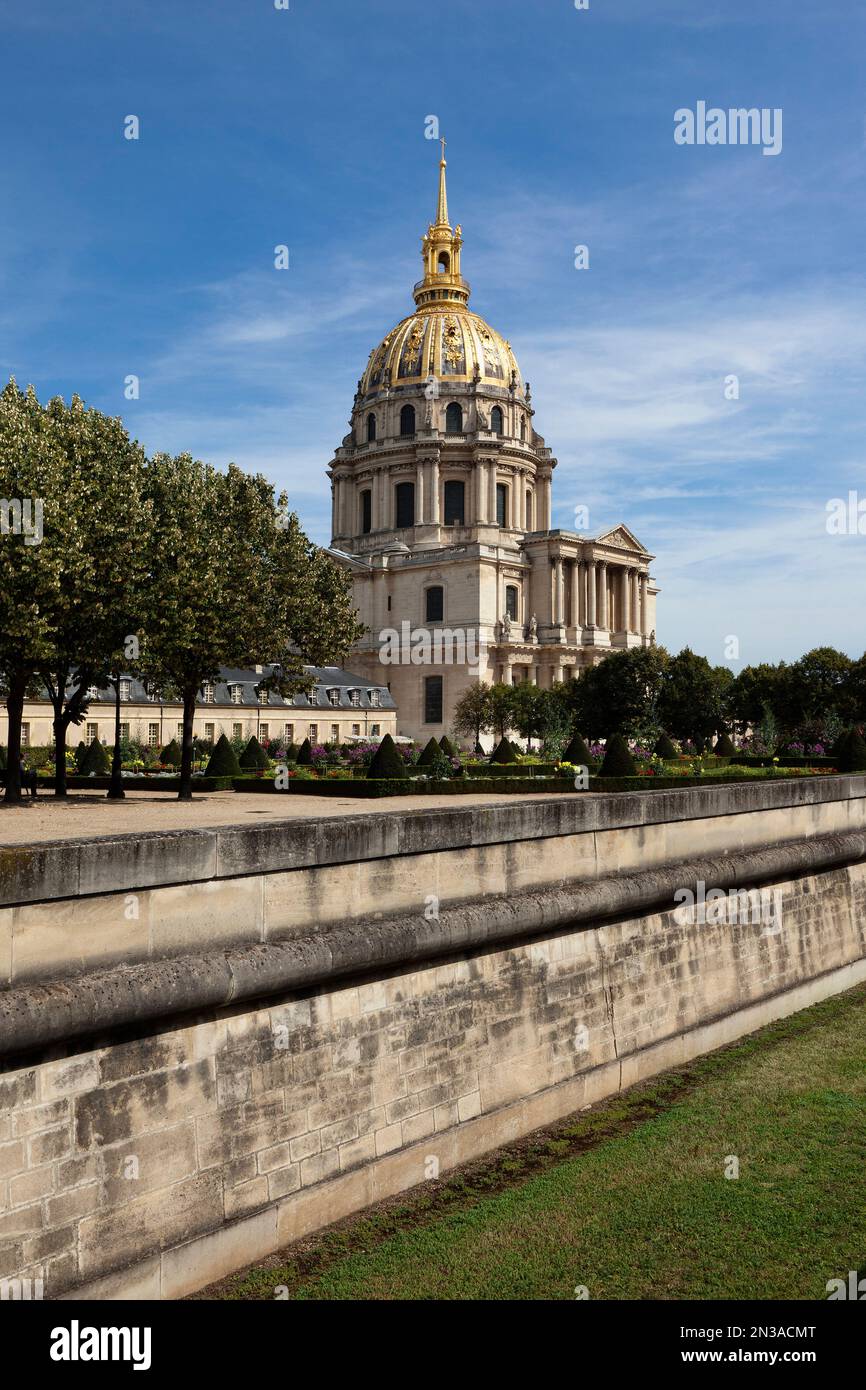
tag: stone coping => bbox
[0,776,862,909]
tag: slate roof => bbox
[49,666,395,713]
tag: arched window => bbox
[445,402,463,434]
[395,481,415,528]
[490,405,503,435]
[519,414,526,442]
[506,585,519,620]
[496,482,508,528]
[437,252,450,274]
[443,480,465,525]
[366,412,377,443]
[426,586,444,622]
[399,404,416,437]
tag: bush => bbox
[295,738,313,766]
[416,737,441,767]
[438,735,457,758]
[714,730,736,757]
[598,734,637,777]
[74,740,87,770]
[367,733,407,779]
[836,728,866,773]
[79,739,112,775]
[284,742,299,762]
[239,735,270,770]
[490,737,518,764]
[562,732,591,765]
[653,731,678,759]
[160,739,182,768]
[204,733,242,777]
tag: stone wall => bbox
[1,779,865,1299]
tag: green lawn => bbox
[204,985,866,1301]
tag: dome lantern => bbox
[415,138,469,312]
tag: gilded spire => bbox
[436,136,449,226]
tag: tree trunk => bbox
[107,676,125,799]
[178,687,196,801]
[3,671,26,804]
[53,707,68,797]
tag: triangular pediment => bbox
[596,524,650,555]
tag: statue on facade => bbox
[500,612,512,642]
[527,612,538,643]
[475,398,487,430]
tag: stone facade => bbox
[326,148,659,740]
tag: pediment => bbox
[596,524,649,555]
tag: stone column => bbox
[476,460,487,524]
[619,567,629,633]
[571,560,581,632]
[639,572,648,635]
[554,557,564,625]
[597,561,608,629]
[586,558,596,625]
[416,461,426,525]
[429,456,440,524]
[541,475,552,530]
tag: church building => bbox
[327,145,658,742]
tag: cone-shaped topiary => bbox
[160,738,182,767]
[416,737,441,767]
[598,734,637,777]
[653,731,678,759]
[80,739,112,775]
[367,733,407,779]
[836,728,866,773]
[693,735,706,755]
[490,737,518,764]
[284,743,299,762]
[295,738,313,765]
[0,745,6,771]
[562,731,591,765]
[438,735,457,758]
[239,735,270,770]
[714,730,736,757]
[204,734,242,777]
[474,741,485,757]
[74,739,87,770]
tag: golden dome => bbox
[360,308,522,395]
[359,141,523,398]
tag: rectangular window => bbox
[120,723,130,740]
[119,679,132,702]
[259,689,269,705]
[177,723,184,738]
[260,723,269,739]
[443,480,465,526]
[233,722,242,739]
[370,723,380,736]
[352,723,360,736]
[496,482,508,527]
[148,723,159,747]
[86,723,98,744]
[202,682,215,704]
[395,481,415,528]
[231,686,243,705]
[368,689,380,708]
[424,676,443,724]
[361,489,372,534]
[331,724,340,741]
[204,723,215,742]
[309,724,318,741]
[86,685,98,700]
[425,586,444,622]
[349,689,361,707]
[21,722,30,747]
[328,689,340,706]
[284,723,293,742]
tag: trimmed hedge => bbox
[205,734,242,777]
[295,738,313,766]
[160,739,182,768]
[562,732,591,765]
[464,762,559,778]
[653,732,678,759]
[599,734,636,777]
[490,737,518,764]
[438,735,457,758]
[239,735,270,770]
[79,740,112,775]
[836,728,866,773]
[713,730,736,757]
[367,733,407,779]
[730,755,835,768]
[416,737,441,767]
[36,775,236,792]
[235,777,579,798]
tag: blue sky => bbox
[3,0,865,667]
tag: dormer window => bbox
[202,681,215,704]
[86,685,99,700]
[258,688,269,705]
[349,689,361,707]
[119,679,132,702]
[368,689,381,708]
[327,689,341,707]
[230,684,243,705]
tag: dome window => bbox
[519,415,526,442]
[490,405,503,435]
[443,480,465,526]
[437,252,450,274]
[361,489,372,534]
[400,404,416,437]
[445,402,463,434]
[366,413,377,443]
[395,481,415,528]
[496,482,509,528]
